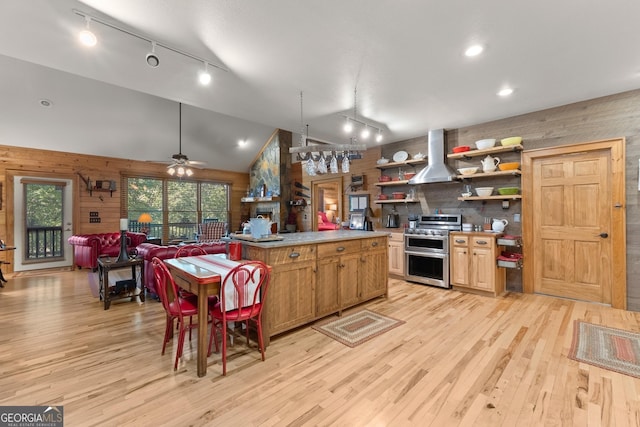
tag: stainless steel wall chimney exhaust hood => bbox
[408,129,459,184]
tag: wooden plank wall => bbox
[381,88,640,310]
[0,145,249,273]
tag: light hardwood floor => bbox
[1,270,639,426]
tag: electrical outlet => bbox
[514,213,521,222]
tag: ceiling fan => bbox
[156,102,207,176]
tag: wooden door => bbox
[522,139,626,308]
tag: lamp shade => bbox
[137,213,152,223]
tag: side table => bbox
[97,256,145,310]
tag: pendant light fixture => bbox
[341,87,384,143]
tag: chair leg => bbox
[175,322,187,371]
[221,319,227,376]
[256,318,266,361]
[162,315,173,355]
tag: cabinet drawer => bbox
[451,235,469,246]
[388,232,404,243]
[317,240,360,257]
[361,237,387,250]
[472,236,495,248]
[268,245,316,264]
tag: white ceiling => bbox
[1,0,639,172]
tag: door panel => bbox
[530,150,611,304]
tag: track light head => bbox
[79,16,97,47]
[146,41,159,67]
[199,62,212,85]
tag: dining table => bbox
[163,253,240,377]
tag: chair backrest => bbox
[199,222,227,241]
[174,245,208,258]
[220,261,270,316]
[151,257,186,320]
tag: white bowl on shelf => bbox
[475,187,494,197]
[475,138,496,150]
[458,167,478,176]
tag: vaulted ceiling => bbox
[1,0,639,172]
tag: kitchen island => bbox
[233,230,389,344]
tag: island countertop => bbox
[229,230,390,248]
[236,230,389,344]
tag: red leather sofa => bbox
[68,232,147,270]
[318,211,340,231]
[136,241,227,297]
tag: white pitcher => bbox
[492,218,508,232]
[480,155,501,172]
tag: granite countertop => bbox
[230,230,390,248]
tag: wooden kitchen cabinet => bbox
[360,237,388,300]
[245,245,316,336]
[317,240,361,310]
[388,232,405,277]
[450,232,505,297]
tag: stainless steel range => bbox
[405,214,462,288]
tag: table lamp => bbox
[116,218,130,262]
[137,212,152,235]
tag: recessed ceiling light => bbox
[39,99,53,107]
[498,87,514,97]
[465,44,484,57]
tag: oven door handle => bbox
[405,250,448,259]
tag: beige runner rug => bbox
[312,309,404,348]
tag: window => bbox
[125,176,229,242]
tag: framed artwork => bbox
[349,195,369,212]
[349,212,364,230]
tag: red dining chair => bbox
[174,245,218,305]
[208,260,270,376]
[152,256,200,371]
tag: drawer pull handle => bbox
[336,246,345,252]
[455,239,466,244]
[476,240,488,245]
[371,241,379,247]
[289,252,300,258]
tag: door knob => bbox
[599,232,609,238]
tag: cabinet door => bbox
[471,246,494,291]
[316,256,341,317]
[388,240,404,276]
[450,245,470,286]
[266,260,316,335]
[339,253,361,308]
[360,249,388,300]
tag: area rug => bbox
[568,320,640,379]
[312,310,405,348]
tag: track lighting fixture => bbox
[78,16,97,47]
[199,62,212,85]
[146,41,159,67]
[73,9,227,85]
[341,87,383,143]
